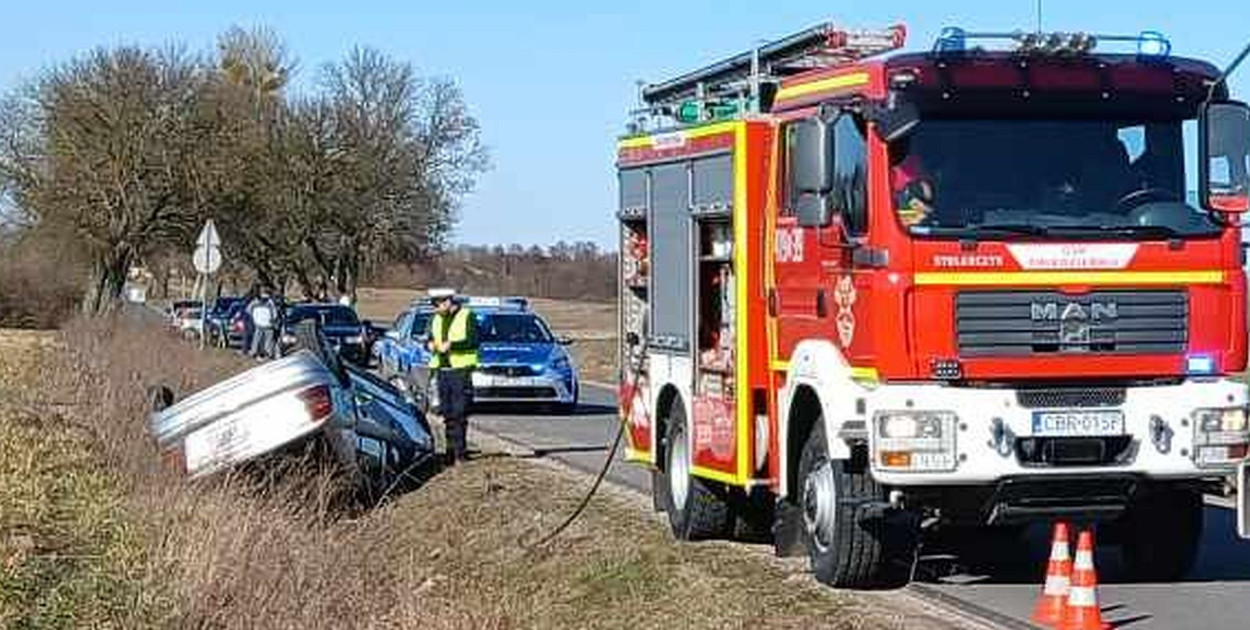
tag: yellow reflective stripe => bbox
[617,136,651,149]
[624,447,653,464]
[771,360,789,372]
[913,270,1225,286]
[775,72,870,102]
[733,122,750,487]
[617,121,742,151]
[692,465,741,486]
[850,367,879,383]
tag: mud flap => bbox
[1238,461,1249,540]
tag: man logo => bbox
[1031,300,1118,348]
[1030,301,1119,322]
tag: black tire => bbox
[660,402,732,540]
[148,385,175,413]
[798,421,914,588]
[1119,486,1203,581]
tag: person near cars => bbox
[425,288,479,465]
[247,287,279,359]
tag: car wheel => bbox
[798,421,915,588]
[660,401,732,540]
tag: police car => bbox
[378,297,579,414]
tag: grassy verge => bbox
[0,331,157,628]
[0,316,970,629]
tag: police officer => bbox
[425,288,479,465]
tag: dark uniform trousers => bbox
[437,367,473,460]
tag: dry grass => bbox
[0,317,969,630]
[0,330,155,629]
[356,288,619,383]
[0,238,84,329]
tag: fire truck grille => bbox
[1016,387,1127,409]
[955,290,1188,357]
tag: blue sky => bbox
[1,1,1247,248]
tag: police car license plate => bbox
[480,375,540,387]
[1031,410,1124,436]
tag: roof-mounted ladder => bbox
[630,22,906,130]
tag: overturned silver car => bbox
[149,322,435,496]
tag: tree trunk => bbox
[82,252,130,315]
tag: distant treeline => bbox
[372,242,617,303]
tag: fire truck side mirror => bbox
[790,117,834,228]
[790,118,833,196]
[795,195,832,228]
[1200,100,1250,213]
[870,99,920,144]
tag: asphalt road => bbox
[471,384,1250,630]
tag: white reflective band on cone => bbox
[1068,586,1098,607]
[1043,575,1071,596]
[1051,543,1070,560]
[1074,550,1094,567]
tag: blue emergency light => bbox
[1186,354,1215,375]
[1136,31,1171,58]
[931,26,1172,59]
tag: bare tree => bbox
[17,46,207,312]
[316,47,488,300]
[0,27,488,311]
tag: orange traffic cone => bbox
[1031,521,1073,627]
[1060,530,1110,630]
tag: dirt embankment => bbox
[0,318,967,629]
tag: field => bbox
[0,318,972,629]
[356,287,618,384]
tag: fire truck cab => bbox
[617,22,1250,587]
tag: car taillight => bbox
[161,446,186,474]
[298,384,334,422]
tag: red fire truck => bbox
[616,22,1250,587]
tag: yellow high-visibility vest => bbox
[429,308,479,369]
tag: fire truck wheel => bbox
[1118,486,1202,581]
[799,422,910,588]
[660,402,733,540]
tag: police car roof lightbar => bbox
[464,296,529,310]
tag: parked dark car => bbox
[280,303,368,365]
[225,305,252,351]
[205,296,246,348]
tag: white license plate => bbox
[479,375,540,387]
[184,417,249,472]
[1031,410,1125,437]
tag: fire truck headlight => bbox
[1193,407,1250,467]
[874,411,958,472]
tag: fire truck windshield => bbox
[893,117,1220,239]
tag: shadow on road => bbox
[471,402,617,417]
[530,445,610,456]
[916,506,1250,586]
